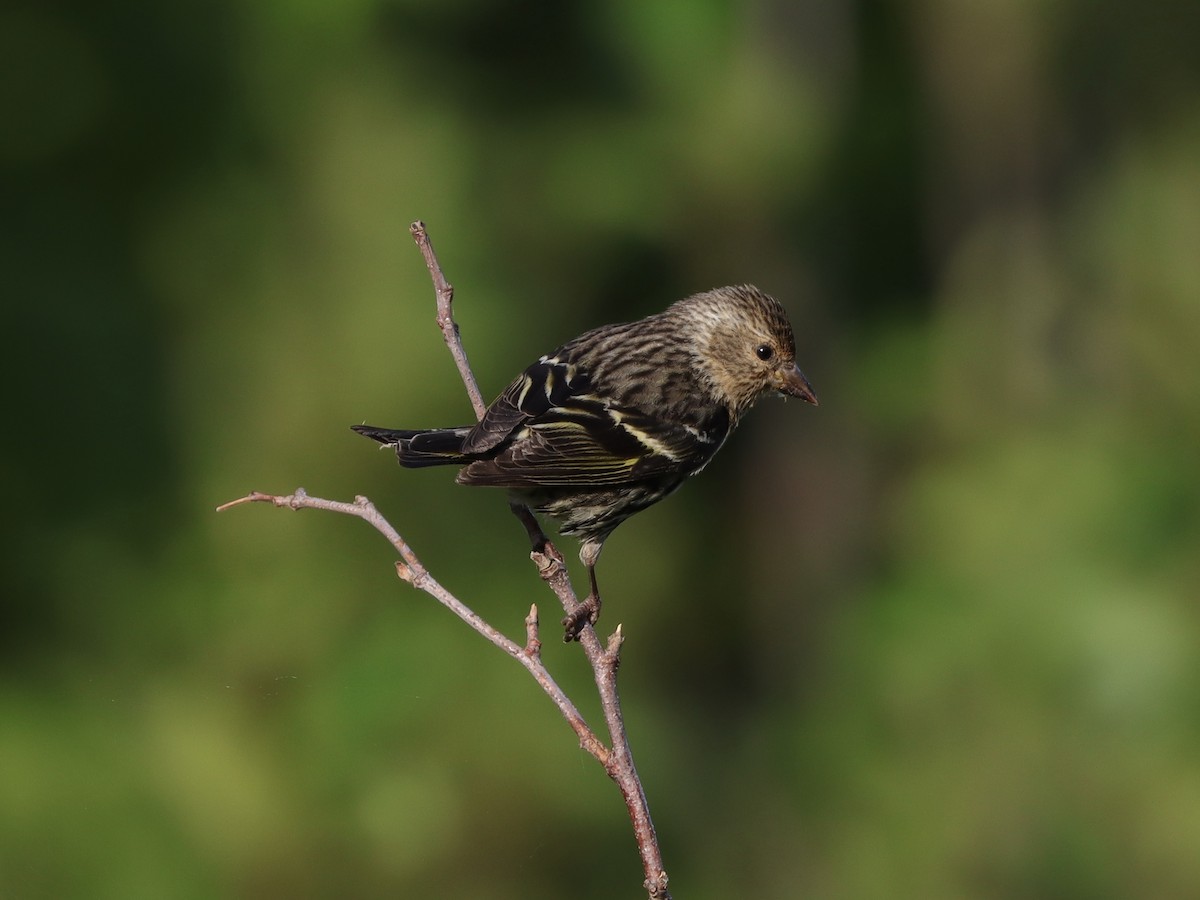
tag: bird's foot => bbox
[530,539,565,576]
[509,502,553,554]
[562,593,601,643]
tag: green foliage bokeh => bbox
[3,1,1199,897]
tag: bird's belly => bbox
[518,477,686,542]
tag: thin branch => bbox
[410,224,672,897]
[217,490,607,764]
[524,604,542,658]
[406,223,668,894]
[220,223,672,899]
[528,550,671,898]
[410,220,488,420]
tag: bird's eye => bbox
[756,344,774,361]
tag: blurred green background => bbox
[4,1,1200,897]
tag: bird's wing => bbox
[461,355,593,455]
[457,399,729,488]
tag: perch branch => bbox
[219,222,670,899]
[407,222,669,897]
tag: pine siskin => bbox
[353,284,818,639]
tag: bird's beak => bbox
[775,364,819,406]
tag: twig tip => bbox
[524,604,542,657]
[606,624,626,657]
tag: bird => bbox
[352,284,818,640]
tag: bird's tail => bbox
[350,424,475,468]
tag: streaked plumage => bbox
[353,284,817,639]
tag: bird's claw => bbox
[561,593,601,643]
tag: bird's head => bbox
[676,285,818,417]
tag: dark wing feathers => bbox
[460,384,524,455]
[458,421,637,487]
[458,399,729,489]
[360,329,734,488]
[461,357,592,455]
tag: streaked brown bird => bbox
[353,284,818,639]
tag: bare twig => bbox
[407,223,668,894]
[218,489,607,764]
[220,223,671,899]
[410,220,487,420]
[528,551,671,898]
[406,223,668,893]
[524,604,542,658]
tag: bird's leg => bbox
[508,500,560,560]
[562,564,601,643]
[511,502,600,642]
